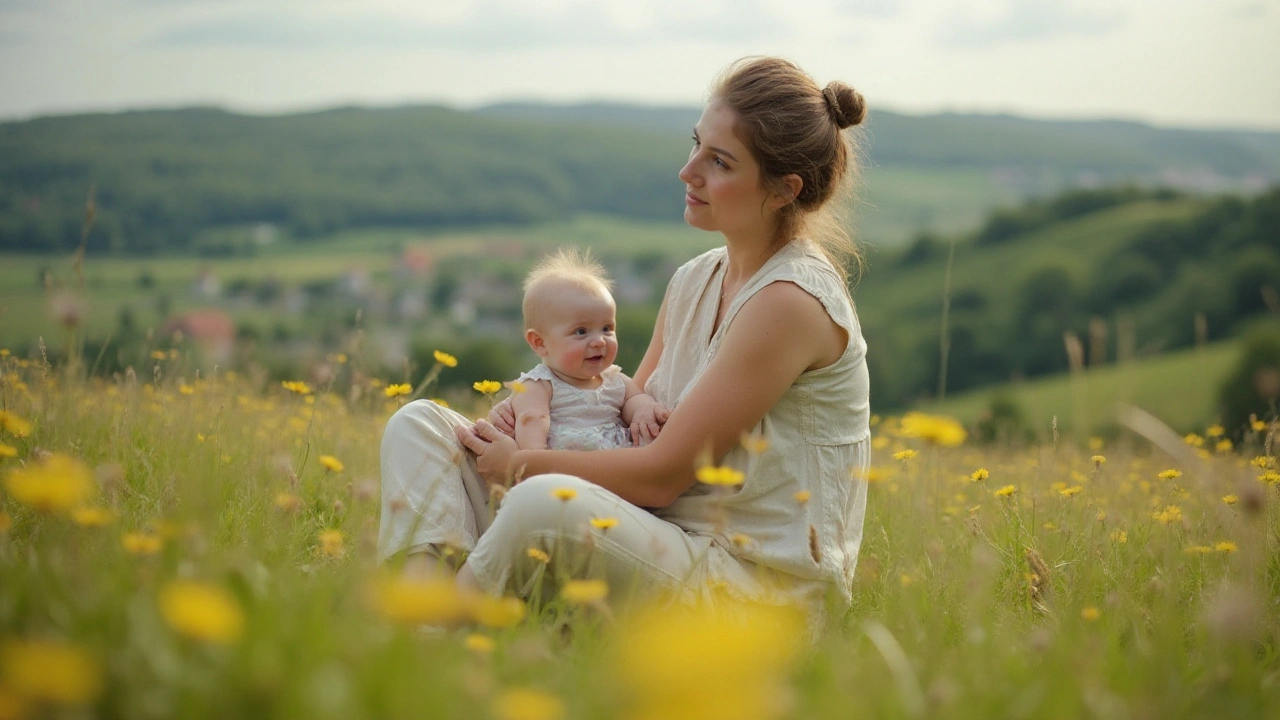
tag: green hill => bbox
[2,103,1277,255]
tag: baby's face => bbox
[534,284,619,383]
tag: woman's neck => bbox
[721,230,786,287]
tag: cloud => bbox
[835,0,905,19]
[150,0,789,51]
[936,0,1125,48]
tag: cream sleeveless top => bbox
[646,241,871,610]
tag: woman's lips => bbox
[685,192,707,206]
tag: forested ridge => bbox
[2,102,1278,255]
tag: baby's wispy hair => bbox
[522,247,613,328]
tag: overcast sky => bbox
[1,0,1277,130]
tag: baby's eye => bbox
[574,327,588,336]
[604,325,615,333]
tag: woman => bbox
[379,56,871,624]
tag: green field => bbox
[922,340,1241,435]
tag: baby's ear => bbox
[525,328,548,357]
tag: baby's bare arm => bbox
[511,380,552,450]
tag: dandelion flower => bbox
[1222,494,1238,506]
[1214,438,1233,453]
[507,381,527,394]
[696,465,745,486]
[1081,607,1100,622]
[150,350,167,360]
[275,492,301,512]
[1157,469,1182,481]
[527,548,550,564]
[121,531,163,555]
[892,449,917,461]
[1215,541,1238,553]
[970,468,989,482]
[1251,418,1267,432]
[433,350,458,368]
[1251,456,1273,469]
[1152,505,1182,524]
[281,380,313,395]
[472,595,526,628]
[464,634,495,654]
[1183,433,1204,448]
[561,579,609,605]
[1091,455,1106,466]
[158,580,245,644]
[589,517,619,531]
[71,507,115,527]
[1111,530,1127,544]
[898,412,967,446]
[793,490,811,505]
[318,455,344,473]
[318,529,344,557]
[0,443,16,458]
[0,638,103,706]
[384,383,411,398]
[491,688,565,720]
[473,380,503,395]
[1260,471,1280,485]
[551,487,577,502]
[4,454,95,514]
[1059,485,1083,498]
[369,575,467,626]
[1206,424,1224,438]
[994,485,1018,497]
[0,409,31,438]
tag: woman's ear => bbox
[772,174,803,210]
[525,328,548,357]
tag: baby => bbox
[511,248,668,450]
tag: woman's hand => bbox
[454,420,521,486]
[487,397,517,437]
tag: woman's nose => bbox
[678,157,698,185]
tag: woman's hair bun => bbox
[821,82,866,129]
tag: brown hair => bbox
[521,246,613,328]
[711,56,867,283]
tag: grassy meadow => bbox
[2,345,1278,719]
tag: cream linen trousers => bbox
[377,399,761,601]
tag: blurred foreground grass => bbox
[1,350,1278,719]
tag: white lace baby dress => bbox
[515,364,632,451]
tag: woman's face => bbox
[678,100,777,239]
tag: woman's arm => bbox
[459,281,846,507]
[630,280,670,389]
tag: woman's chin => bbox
[682,208,711,231]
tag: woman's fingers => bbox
[453,424,487,453]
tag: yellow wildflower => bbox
[178,384,195,395]
[892,449,917,461]
[275,492,301,512]
[897,412,967,446]
[1215,439,1233,453]
[1157,469,1182,481]
[740,432,769,454]
[464,634,495,654]
[551,487,577,502]
[71,507,115,527]
[0,409,29,438]
[150,350,167,360]
[994,485,1018,497]
[1183,433,1204,448]
[473,380,503,395]
[589,517,619,531]
[527,547,551,564]
[281,380,312,395]
[158,580,245,644]
[431,398,450,409]
[1111,530,1127,544]
[472,595,527,628]
[1080,606,1100,622]
[1205,424,1224,438]
[560,579,609,605]
[1251,417,1267,432]
[383,383,412,398]
[4,454,95,514]
[1091,455,1106,466]
[1059,485,1083,498]
[1260,471,1280,485]
[0,443,16,458]
[433,350,458,368]
[1088,436,1104,451]
[793,490,811,505]
[696,465,745,486]
[1152,505,1182,524]
[1215,541,1237,553]
[1222,494,1238,506]
[121,531,163,555]
[1096,510,1106,521]
[0,638,102,706]
[491,688,565,720]
[507,381,527,394]
[970,467,989,482]
[870,436,890,450]
[1251,456,1274,469]
[318,529,344,557]
[318,455,344,473]
[368,575,467,626]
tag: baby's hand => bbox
[487,397,517,437]
[630,403,670,447]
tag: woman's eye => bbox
[713,156,728,169]
[691,134,700,147]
